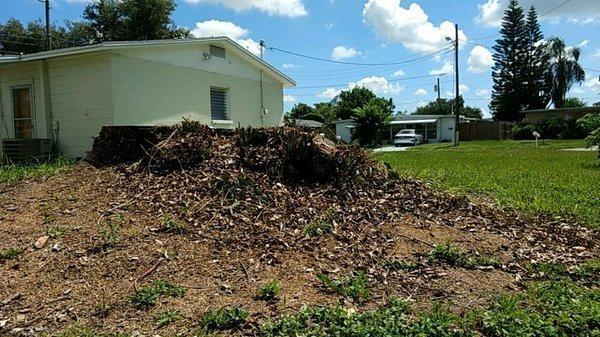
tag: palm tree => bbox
[545,37,586,108]
[351,100,392,146]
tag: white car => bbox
[394,129,424,146]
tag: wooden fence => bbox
[459,121,514,141]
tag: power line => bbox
[268,44,453,66]
[540,0,572,17]
[287,73,451,90]
[288,80,454,98]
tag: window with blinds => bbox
[210,87,228,120]
[209,45,226,58]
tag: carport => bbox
[387,119,437,142]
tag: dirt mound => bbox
[0,123,598,336]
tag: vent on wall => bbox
[209,45,226,58]
[2,138,52,164]
[210,87,228,120]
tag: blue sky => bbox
[2,0,599,116]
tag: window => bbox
[210,87,228,120]
[209,45,226,58]
[11,86,33,138]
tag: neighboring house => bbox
[0,38,295,159]
[335,114,462,144]
[294,119,324,129]
[520,107,598,124]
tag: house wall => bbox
[109,43,284,127]
[47,53,113,158]
[438,117,456,142]
[0,61,48,144]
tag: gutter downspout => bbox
[41,60,55,152]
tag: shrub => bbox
[130,280,185,309]
[258,280,281,301]
[317,271,371,301]
[201,307,249,330]
[512,123,537,140]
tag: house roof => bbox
[390,119,437,125]
[520,106,599,114]
[295,119,324,128]
[0,37,296,87]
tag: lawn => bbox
[377,139,600,228]
[0,158,73,183]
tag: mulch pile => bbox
[0,122,597,336]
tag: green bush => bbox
[512,123,537,140]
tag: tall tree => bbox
[523,6,551,109]
[288,103,314,119]
[490,0,529,121]
[83,0,191,42]
[545,37,586,108]
[413,97,483,119]
[0,19,92,54]
[333,87,377,120]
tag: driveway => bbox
[372,146,409,153]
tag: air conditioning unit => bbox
[2,138,52,164]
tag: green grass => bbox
[0,157,73,183]
[377,140,600,228]
[317,271,371,302]
[263,278,599,337]
[154,309,182,327]
[130,280,186,309]
[201,307,249,330]
[0,247,21,260]
[428,241,502,269]
[258,279,282,301]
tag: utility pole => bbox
[41,0,51,50]
[436,77,441,100]
[259,40,266,125]
[453,23,460,147]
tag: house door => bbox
[11,86,34,138]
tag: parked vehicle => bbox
[394,129,424,146]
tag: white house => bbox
[335,114,462,144]
[0,38,295,159]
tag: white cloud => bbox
[283,94,297,103]
[362,0,467,53]
[349,76,404,95]
[570,87,585,94]
[414,88,428,96]
[584,77,600,92]
[476,88,490,97]
[184,0,307,17]
[578,40,589,48]
[331,46,361,61]
[429,60,453,75]
[392,69,406,77]
[445,91,454,98]
[476,0,600,27]
[283,63,299,69]
[318,88,342,100]
[594,49,600,59]
[417,100,427,107]
[191,20,261,55]
[459,84,470,93]
[325,23,335,30]
[468,46,493,73]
